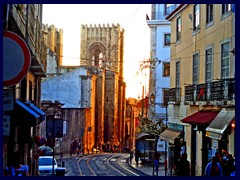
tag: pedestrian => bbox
[175,152,190,176]
[77,141,81,155]
[215,152,222,164]
[153,151,160,171]
[135,149,140,165]
[226,154,235,176]
[4,151,29,176]
[129,150,133,164]
[72,139,78,154]
[204,156,223,176]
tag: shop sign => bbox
[206,131,221,140]
[212,139,218,149]
[46,118,63,138]
[3,89,14,111]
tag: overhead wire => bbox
[52,8,234,67]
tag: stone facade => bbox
[41,67,97,154]
[80,23,126,148]
[42,24,63,66]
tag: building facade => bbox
[166,4,235,175]
[42,24,64,78]
[41,23,126,153]
[41,67,97,154]
[80,23,126,149]
[3,4,47,176]
[146,4,179,170]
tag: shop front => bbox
[4,99,46,176]
[205,108,235,159]
[159,124,184,175]
[135,132,155,164]
[181,109,220,175]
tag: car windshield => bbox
[39,158,56,166]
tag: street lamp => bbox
[149,93,168,176]
[150,93,159,176]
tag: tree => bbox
[139,117,166,136]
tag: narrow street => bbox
[56,153,148,176]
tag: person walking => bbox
[153,151,160,171]
[135,149,140,166]
[129,150,133,164]
[153,151,161,176]
[204,156,223,176]
[175,153,190,176]
[226,154,235,176]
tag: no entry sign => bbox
[3,30,31,87]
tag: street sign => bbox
[46,118,64,138]
[3,89,14,111]
[3,30,31,87]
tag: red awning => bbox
[181,110,220,125]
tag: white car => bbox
[38,156,57,176]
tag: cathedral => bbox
[80,23,126,149]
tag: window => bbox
[221,42,230,79]
[222,4,231,14]
[206,4,213,24]
[176,61,180,87]
[165,4,177,15]
[205,48,213,82]
[163,62,170,77]
[163,88,170,106]
[164,34,171,46]
[176,17,181,41]
[93,49,101,66]
[193,4,200,30]
[193,53,199,84]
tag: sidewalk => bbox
[128,155,167,176]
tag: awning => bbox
[16,100,40,118]
[25,101,46,122]
[181,110,219,125]
[136,132,149,139]
[15,100,40,126]
[206,108,235,140]
[159,129,181,144]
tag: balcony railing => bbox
[184,78,235,103]
[169,87,181,103]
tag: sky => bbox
[42,4,151,99]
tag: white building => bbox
[146,4,179,165]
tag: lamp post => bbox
[150,93,168,176]
[150,93,158,176]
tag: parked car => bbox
[38,156,57,176]
[38,146,53,156]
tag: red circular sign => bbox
[3,30,31,87]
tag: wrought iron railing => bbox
[184,78,235,102]
[169,87,181,103]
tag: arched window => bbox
[93,49,101,66]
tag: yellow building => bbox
[166,4,235,176]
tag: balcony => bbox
[8,4,46,77]
[169,87,181,104]
[184,78,235,106]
